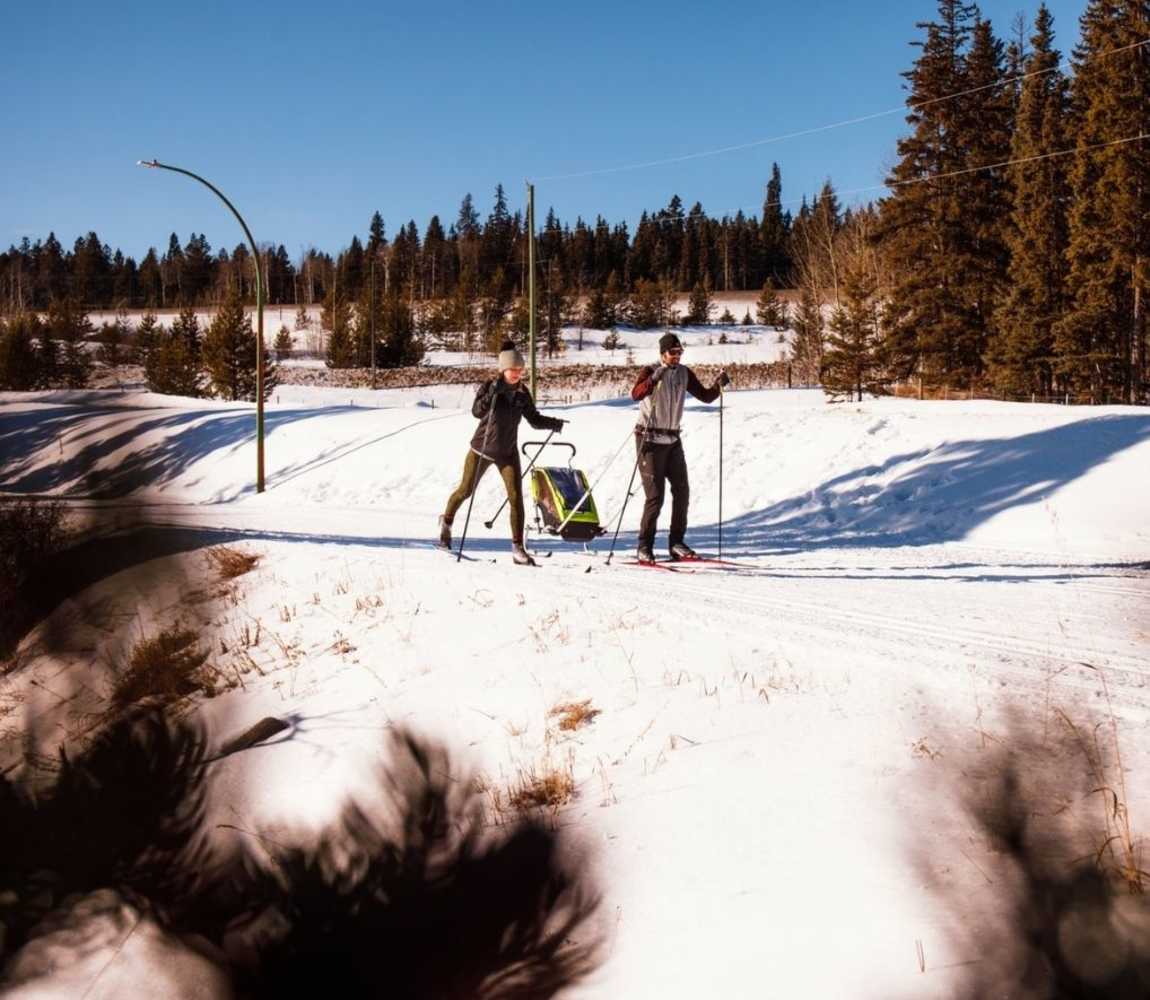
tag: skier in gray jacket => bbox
[630,333,729,563]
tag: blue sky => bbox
[2,0,1087,261]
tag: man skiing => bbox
[439,340,566,566]
[630,333,729,563]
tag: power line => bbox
[738,131,1148,219]
[535,37,1148,183]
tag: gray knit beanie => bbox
[497,339,526,371]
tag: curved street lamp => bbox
[138,159,266,493]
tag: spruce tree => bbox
[877,0,984,387]
[170,307,202,367]
[687,277,714,324]
[790,287,825,384]
[755,279,787,328]
[274,326,293,361]
[380,289,423,367]
[0,314,41,390]
[46,298,93,388]
[203,293,277,401]
[323,286,355,368]
[988,4,1070,395]
[133,312,159,365]
[294,305,310,331]
[822,265,885,400]
[145,329,202,397]
[1054,0,1150,402]
[742,309,754,326]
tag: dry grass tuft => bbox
[507,759,576,812]
[550,699,601,732]
[206,545,261,580]
[110,623,212,708]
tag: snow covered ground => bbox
[2,380,1149,997]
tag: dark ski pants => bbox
[443,450,525,544]
[636,436,689,551]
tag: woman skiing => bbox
[439,341,566,565]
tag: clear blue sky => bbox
[2,0,1087,262]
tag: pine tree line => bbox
[0,181,797,317]
[0,295,278,401]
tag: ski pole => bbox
[606,437,643,565]
[606,375,662,564]
[718,383,724,560]
[483,429,555,529]
[555,423,634,536]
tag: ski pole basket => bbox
[523,441,607,543]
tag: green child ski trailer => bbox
[523,441,606,544]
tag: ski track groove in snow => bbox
[559,558,1150,713]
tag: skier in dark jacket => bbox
[439,341,566,565]
[631,332,729,563]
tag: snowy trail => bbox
[3,386,1150,999]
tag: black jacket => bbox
[469,378,562,460]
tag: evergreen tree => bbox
[323,285,355,368]
[790,287,825,384]
[988,4,1070,395]
[0,314,41,390]
[583,285,612,329]
[822,265,885,400]
[756,279,788,328]
[97,320,123,367]
[145,329,202,397]
[274,326,293,361]
[170,307,202,367]
[760,163,791,283]
[380,289,423,367]
[719,307,736,325]
[46,298,93,388]
[1053,0,1150,402]
[687,277,715,324]
[203,293,277,401]
[294,305,310,331]
[133,312,160,365]
[878,0,985,387]
[742,309,754,326]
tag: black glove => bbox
[717,370,731,388]
[553,418,569,434]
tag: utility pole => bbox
[371,256,377,389]
[527,181,537,397]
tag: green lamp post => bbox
[139,159,266,493]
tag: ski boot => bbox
[669,542,698,561]
[437,515,452,550]
[636,544,656,564]
[511,542,537,567]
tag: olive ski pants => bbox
[636,436,689,551]
[443,450,525,544]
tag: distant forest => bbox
[1,0,1147,402]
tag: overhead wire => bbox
[534,37,1149,184]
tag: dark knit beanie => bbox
[659,333,683,354]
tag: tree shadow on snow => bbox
[689,414,1150,555]
[0,403,359,498]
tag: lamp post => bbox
[138,159,266,493]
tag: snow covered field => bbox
[2,380,1149,996]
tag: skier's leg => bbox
[637,440,667,552]
[666,441,690,549]
[444,451,490,523]
[499,458,526,545]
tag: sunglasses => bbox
[665,348,684,356]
